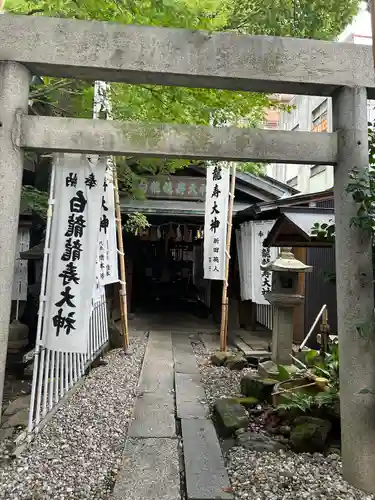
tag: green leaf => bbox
[305,349,319,365]
[6,0,362,199]
[276,365,291,382]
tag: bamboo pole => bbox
[113,167,129,351]
[220,163,236,352]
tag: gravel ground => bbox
[193,341,255,409]
[193,341,375,500]
[228,448,375,500]
[0,335,146,500]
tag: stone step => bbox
[181,419,233,500]
[113,438,180,500]
[175,372,208,419]
[128,392,176,438]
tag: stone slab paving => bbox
[173,337,199,375]
[112,438,180,500]
[175,372,209,419]
[113,331,180,500]
[128,392,176,438]
[114,330,232,500]
[138,332,174,395]
[181,419,233,500]
[173,336,232,500]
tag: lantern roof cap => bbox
[261,247,312,273]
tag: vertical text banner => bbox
[42,154,106,353]
[97,164,119,287]
[204,162,230,280]
[250,220,277,305]
[12,227,30,301]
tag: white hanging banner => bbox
[237,222,253,301]
[250,220,278,305]
[97,166,118,286]
[203,162,230,280]
[12,227,30,301]
[41,154,106,353]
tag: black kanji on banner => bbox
[65,214,86,238]
[261,245,272,296]
[61,238,83,262]
[70,190,87,213]
[212,165,222,181]
[210,217,220,233]
[52,308,76,336]
[85,173,97,189]
[52,169,98,338]
[211,184,221,198]
[66,173,78,187]
[59,262,80,286]
[100,214,109,234]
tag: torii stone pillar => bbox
[333,86,375,492]
[0,62,30,417]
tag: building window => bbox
[287,176,298,188]
[265,120,279,129]
[312,100,328,132]
[310,165,326,177]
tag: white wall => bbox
[266,2,374,194]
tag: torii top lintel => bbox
[1,14,375,98]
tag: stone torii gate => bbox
[0,13,375,492]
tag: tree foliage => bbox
[6,0,361,208]
[312,121,375,244]
[7,0,361,128]
[226,0,360,40]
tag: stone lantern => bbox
[260,248,312,371]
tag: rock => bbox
[214,398,250,437]
[210,351,229,366]
[258,360,298,379]
[7,320,29,353]
[225,355,248,371]
[220,437,236,455]
[2,408,29,429]
[236,431,286,453]
[0,428,14,442]
[240,374,277,402]
[290,417,332,453]
[279,425,291,436]
[108,320,124,349]
[232,397,258,409]
[3,395,31,418]
[23,361,34,379]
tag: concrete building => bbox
[267,1,375,193]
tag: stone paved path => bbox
[112,331,233,500]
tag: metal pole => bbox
[370,0,375,69]
[220,163,236,352]
[0,62,30,418]
[299,303,326,351]
[332,86,375,492]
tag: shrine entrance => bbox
[121,168,291,323]
[1,11,375,491]
[130,224,209,316]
